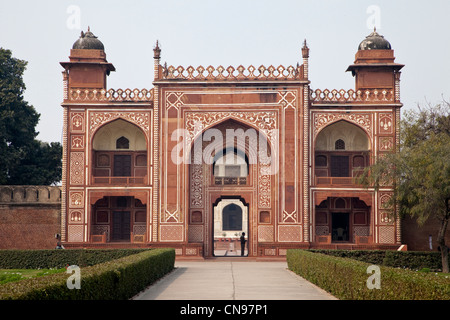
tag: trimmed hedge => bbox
[0,248,175,300]
[287,249,450,300]
[306,249,448,271]
[0,249,149,269]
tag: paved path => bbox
[133,259,337,300]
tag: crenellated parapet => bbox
[0,186,62,250]
[0,186,61,204]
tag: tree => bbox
[358,103,450,273]
[7,140,62,185]
[0,48,62,185]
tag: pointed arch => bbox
[315,120,371,152]
[185,113,276,155]
[91,118,148,185]
[89,112,151,139]
[92,118,146,151]
[187,117,272,167]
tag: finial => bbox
[153,40,161,59]
[88,26,90,32]
[301,38,309,58]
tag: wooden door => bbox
[112,211,130,241]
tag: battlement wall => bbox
[0,186,61,204]
[0,186,61,249]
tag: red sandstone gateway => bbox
[59,28,405,257]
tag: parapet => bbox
[0,186,62,204]
[157,64,305,82]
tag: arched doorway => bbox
[314,196,372,244]
[213,198,248,257]
[91,119,147,185]
[187,118,273,257]
[91,196,147,243]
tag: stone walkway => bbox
[133,259,337,300]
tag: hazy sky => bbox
[1,0,449,143]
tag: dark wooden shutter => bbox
[114,155,131,177]
[330,155,349,177]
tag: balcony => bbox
[315,173,363,187]
[92,176,147,186]
[92,151,148,186]
[314,150,367,187]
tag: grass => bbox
[0,268,66,284]
[416,267,450,278]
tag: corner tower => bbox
[60,27,115,93]
[346,28,404,100]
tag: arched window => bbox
[116,136,129,149]
[222,203,243,231]
[335,139,345,150]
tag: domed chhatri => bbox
[358,28,392,50]
[72,27,105,50]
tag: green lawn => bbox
[0,268,66,284]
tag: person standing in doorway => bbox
[240,232,246,256]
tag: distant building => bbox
[59,28,406,257]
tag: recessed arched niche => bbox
[91,119,147,183]
[315,120,370,152]
[314,121,370,180]
[93,119,146,151]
